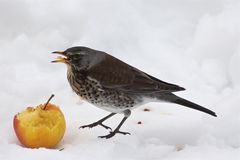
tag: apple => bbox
[13,94,66,148]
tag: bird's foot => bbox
[98,130,131,139]
[79,122,112,130]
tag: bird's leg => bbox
[79,113,116,130]
[99,110,131,139]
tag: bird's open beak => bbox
[51,51,68,63]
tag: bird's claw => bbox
[79,122,112,131]
[99,123,112,130]
[98,130,131,139]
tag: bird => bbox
[52,46,217,139]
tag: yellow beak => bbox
[52,51,67,63]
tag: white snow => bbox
[1,0,240,159]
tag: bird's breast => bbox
[67,70,137,112]
[67,70,100,101]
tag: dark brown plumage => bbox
[52,46,217,139]
[87,53,185,93]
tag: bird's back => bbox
[87,51,185,95]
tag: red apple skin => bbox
[14,115,26,146]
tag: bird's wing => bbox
[88,54,185,94]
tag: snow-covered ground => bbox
[1,0,240,159]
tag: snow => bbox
[1,0,240,159]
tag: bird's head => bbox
[52,46,95,70]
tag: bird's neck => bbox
[67,65,87,80]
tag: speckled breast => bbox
[67,70,136,112]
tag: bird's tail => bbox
[172,94,217,117]
[156,93,217,117]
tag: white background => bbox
[0,0,240,159]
